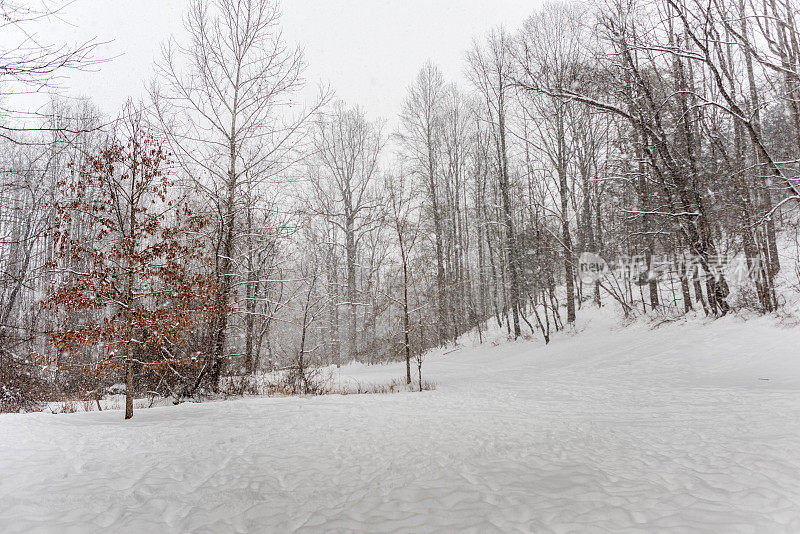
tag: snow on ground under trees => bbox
[2,309,800,532]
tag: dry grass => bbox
[220,373,437,398]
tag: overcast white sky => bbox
[39,0,539,123]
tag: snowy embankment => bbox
[2,310,800,532]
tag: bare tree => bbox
[308,102,383,363]
[398,62,452,345]
[468,28,524,335]
[1,0,103,142]
[152,0,326,390]
[385,170,421,384]
[516,5,589,323]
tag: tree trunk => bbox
[401,243,412,385]
[125,345,134,420]
[345,212,357,361]
[557,109,576,324]
[498,100,522,338]
[428,135,448,345]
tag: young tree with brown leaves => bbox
[41,111,218,419]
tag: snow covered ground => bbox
[2,309,800,532]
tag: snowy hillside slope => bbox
[2,308,800,532]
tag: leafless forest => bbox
[2,0,800,416]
